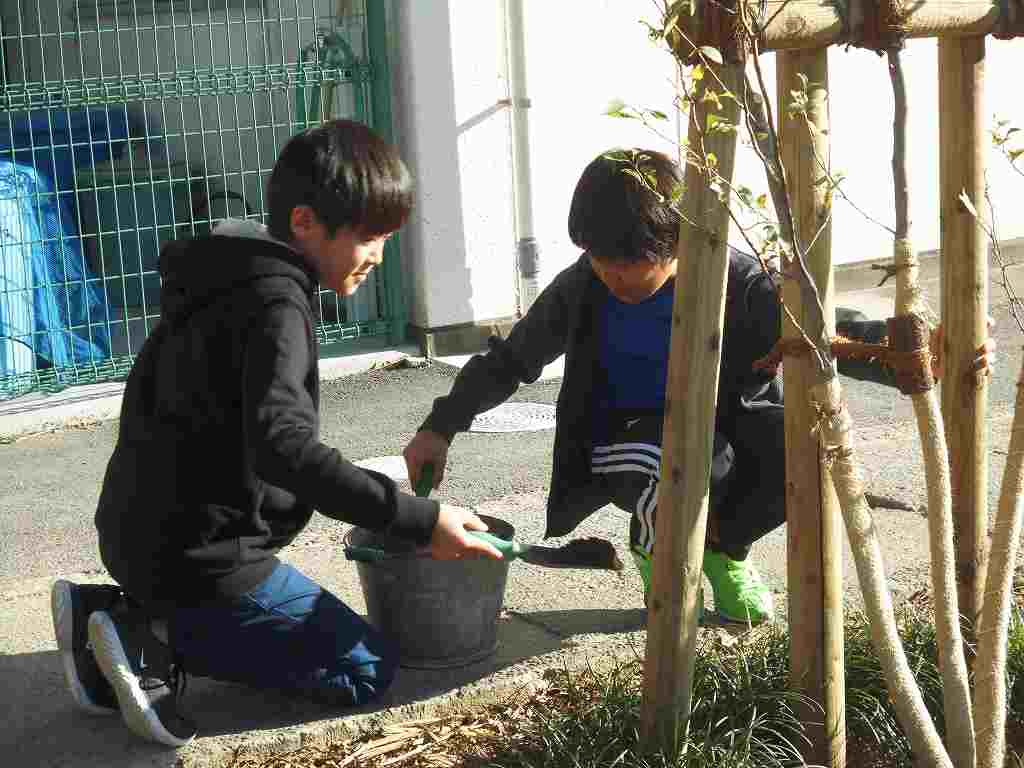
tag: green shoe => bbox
[631,547,703,621]
[702,550,774,624]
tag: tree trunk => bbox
[973,363,1024,768]
[812,380,954,768]
[888,48,975,768]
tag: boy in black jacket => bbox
[50,120,500,747]
[403,148,994,627]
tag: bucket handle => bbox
[342,528,429,563]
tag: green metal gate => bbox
[0,0,405,401]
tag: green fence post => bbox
[366,1,407,345]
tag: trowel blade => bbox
[518,537,624,571]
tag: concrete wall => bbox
[389,1,1024,336]
[388,0,517,331]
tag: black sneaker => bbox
[88,601,197,747]
[50,580,122,715]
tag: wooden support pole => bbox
[938,35,989,646]
[639,62,742,754]
[777,50,846,768]
[666,1,1023,57]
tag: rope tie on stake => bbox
[848,0,908,54]
[886,313,934,394]
[753,320,935,394]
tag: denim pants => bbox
[167,562,396,706]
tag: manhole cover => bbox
[469,402,556,433]
[354,455,408,481]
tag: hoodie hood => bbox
[158,220,317,324]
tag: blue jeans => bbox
[167,562,396,706]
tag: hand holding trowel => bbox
[411,462,624,571]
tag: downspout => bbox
[504,0,540,313]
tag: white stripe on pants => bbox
[592,442,661,555]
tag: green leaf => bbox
[1010,148,1024,163]
[691,64,704,82]
[705,111,737,135]
[648,109,669,121]
[639,19,664,41]
[702,89,722,109]
[623,168,645,186]
[604,98,629,118]
[663,9,681,36]
[699,45,723,65]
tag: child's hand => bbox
[404,430,450,490]
[929,316,997,381]
[429,505,503,560]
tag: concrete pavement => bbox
[2,256,1023,767]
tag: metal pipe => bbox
[504,0,539,312]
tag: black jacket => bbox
[96,233,439,608]
[421,251,888,539]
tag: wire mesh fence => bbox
[0,0,396,401]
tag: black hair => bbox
[567,148,682,264]
[267,119,413,242]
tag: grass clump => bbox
[480,627,813,768]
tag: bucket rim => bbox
[343,514,516,560]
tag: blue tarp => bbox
[0,108,137,194]
[0,159,111,376]
[0,108,141,377]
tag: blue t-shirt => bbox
[592,278,674,439]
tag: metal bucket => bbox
[346,515,513,669]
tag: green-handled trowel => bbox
[410,462,624,570]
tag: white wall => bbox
[389,0,517,330]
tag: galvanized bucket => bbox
[345,515,513,669]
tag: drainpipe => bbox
[504,0,540,313]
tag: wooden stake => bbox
[666,1,1022,56]
[938,35,990,648]
[777,49,846,768]
[639,62,742,754]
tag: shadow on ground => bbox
[3,608,647,767]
